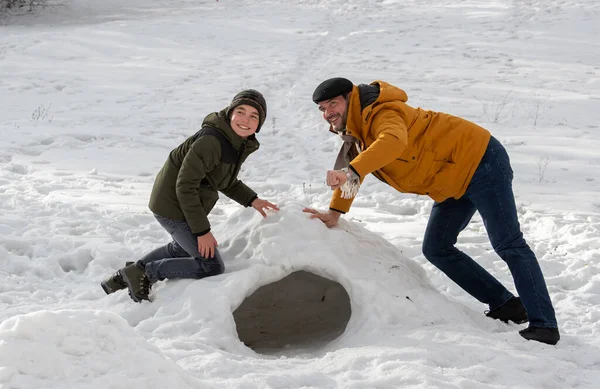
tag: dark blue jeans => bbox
[422,136,557,328]
[138,214,225,284]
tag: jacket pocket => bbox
[410,151,442,186]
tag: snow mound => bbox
[0,309,204,389]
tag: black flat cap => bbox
[312,77,354,103]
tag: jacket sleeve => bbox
[330,110,407,213]
[221,178,258,207]
[349,110,408,178]
[329,174,365,214]
[175,136,221,235]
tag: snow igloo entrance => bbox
[233,270,352,354]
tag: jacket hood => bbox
[327,81,409,135]
[371,81,408,104]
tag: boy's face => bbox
[317,95,348,132]
[230,104,260,138]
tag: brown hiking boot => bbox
[119,262,151,303]
[101,261,134,295]
[485,297,529,324]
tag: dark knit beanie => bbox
[226,89,267,132]
[312,77,354,103]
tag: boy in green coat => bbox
[101,90,279,302]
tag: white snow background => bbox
[1,0,600,388]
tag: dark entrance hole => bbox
[233,270,352,353]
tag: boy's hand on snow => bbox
[302,208,341,228]
[251,198,280,217]
[197,232,218,259]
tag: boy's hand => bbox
[197,232,218,258]
[251,198,280,217]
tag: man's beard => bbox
[332,112,347,132]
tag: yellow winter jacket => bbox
[330,81,491,213]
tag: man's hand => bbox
[251,198,280,217]
[326,170,348,190]
[197,232,218,259]
[302,208,341,228]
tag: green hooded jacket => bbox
[148,109,259,235]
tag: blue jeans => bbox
[422,136,557,328]
[138,214,225,284]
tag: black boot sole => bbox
[100,261,135,295]
[100,281,115,295]
[519,327,560,345]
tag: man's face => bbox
[318,95,348,132]
[229,104,260,138]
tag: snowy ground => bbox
[1,0,600,388]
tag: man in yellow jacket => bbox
[304,77,559,345]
